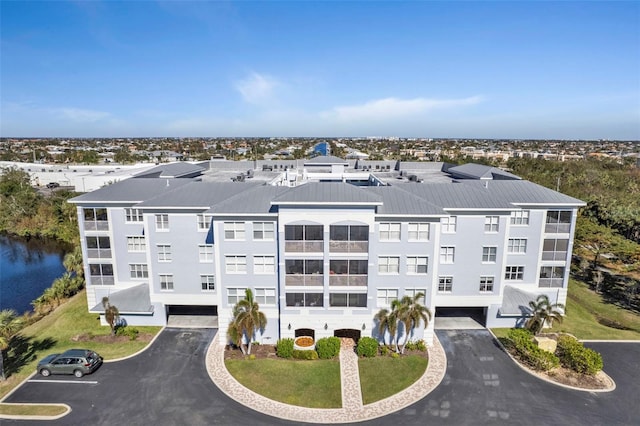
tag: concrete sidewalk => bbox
[205,334,447,424]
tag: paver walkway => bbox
[206,333,447,424]
[339,338,363,409]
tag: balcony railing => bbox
[329,275,368,287]
[545,223,571,234]
[90,275,114,285]
[85,221,109,231]
[86,248,112,259]
[539,278,564,288]
[285,241,324,253]
[285,275,324,286]
[542,251,567,261]
[329,241,368,253]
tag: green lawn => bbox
[493,279,640,341]
[0,291,161,400]
[0,403,68,416]
[358,355,428,404]
[225,358,342,408]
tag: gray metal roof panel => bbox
[134,162,205,178]
[137,182,261,208]
[90,284,153,314]
[272,182,382,205]
[209,185,288,214]
[304,155,349,165]
[366,186,445,215]
[69,178,193,204]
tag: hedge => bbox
[507,328,559,371]
[556,335,603,375]
[316,337,341,359]
[356,336,378,357]
[293,349,319,360]
[276,338,294,358]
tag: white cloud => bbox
[324,96,484,122]
[54,107,111,122]
[234,72,279,105]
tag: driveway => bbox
[4,329,639,425]
[4,328,297,426]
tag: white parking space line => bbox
[28,379,98,384]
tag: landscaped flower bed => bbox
[294,336,315,350]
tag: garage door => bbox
[166,305,218,328]
[434,307,486,329]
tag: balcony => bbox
[545,223,571,234]
[86,248,112,259]
[285,275,324,286]
[329,241,368,253]
[285,241,324,253]
[90,276,114,285]
[329,275,367,287]
[539,278,563,288]
[85,221,109,231]
[542,251,567,261]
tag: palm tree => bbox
[0,309,24,381]
[525,295,565,335]
[374,300,401,352]
[396,292,431,354]
[63,246,84,278]
[228,289,267,355]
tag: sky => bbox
[1,1,639,139]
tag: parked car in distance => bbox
[37,349,103,378]
[46,182,60,189]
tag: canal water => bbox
[0,234,68,314]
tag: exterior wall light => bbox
[324,323,328,330]
[362,323,366,330]
[288,323,291,330]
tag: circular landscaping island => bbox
[293,336,315,350]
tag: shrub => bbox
[507,328,559,371]
[391,352,400,359]
[404,341,417,351]
[357,336,379,358]
[556,335,603,375]
[316,337,341,359]
[248,354,256,360]
[115,326,139,341]
[276,338,294,358]
[416,340,427,352]
[379,345,390,356]
[293,349,319,360]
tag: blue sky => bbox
[1,1,639,139]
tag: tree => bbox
[374,304,400,351]
[525,295,565,335]
[396,293,431,354]
[0,309,24,380]
[592,270,605,294]
[102,297,120,335]
[63,246,84,278]
[227,289,266,355]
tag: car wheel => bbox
[40,368,51,377]
[73,369,84,378]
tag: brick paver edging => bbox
[205,334,447,424]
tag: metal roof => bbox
[134,162,206,178]
[90,284,153,314]
[137,181,261,208]
[304,155,349,166]
[69,178,193,204]
[447,163,521,180]
[272,182,382,205]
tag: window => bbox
[404,288,427,302]
[286,293,323,307]
[482,247,497,263]
[285,259,323,286]
[545,210,572,233]
[157,244,171,262]
[440,247,455,264]
[378,256,400,274]
[329,260,368,286]
[505,266,524,280]
[379,223,401,241]
[83,208,108,231]
[159,274,174,290]
[125,208,143,222]
[227,288,247,305]
[542,239,569,261]
[438,276,453,292]
[86,236,111,258]
[479,276,494,292]
[155,214,169,231]
[200,275,215,291]
[508,238,527,254]
[441,216,457,233]
[130,264,148,279]
[199,244,214,263]
[407,257,428,274]
[127,236,146,252]
[408,223,429,241]
[330,225,368,252]
[285,225,323,252]
[253,222,275,240]
[89,263,113,285]
[510,210,530,225]
[225,256,247,273]
[329,293,367,307]
[377,289,398,306]
[197,214,213,231]
[224,222,245,240]
[539,266,565,288]
[253,256,275,274]
[254,288,276,305]
[484,216,499,232]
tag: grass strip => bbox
[358,355,428,405]
[0,403,68,416]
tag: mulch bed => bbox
[223,343,429,360]
[71,333,155,344]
